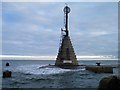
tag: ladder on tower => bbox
[59,28,65,49]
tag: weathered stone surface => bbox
[3,70,12,78]
[98,76,120,90]
[55,36,78,66]
[85,65,113,73]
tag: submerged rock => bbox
[98,76,120,90]
[3,70,12,78]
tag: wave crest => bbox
[14,64,74,75]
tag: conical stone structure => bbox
[55,6,78,67]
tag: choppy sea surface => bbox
[2,60,119,89]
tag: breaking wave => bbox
[11,64,84,75]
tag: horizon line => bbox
[0,55,118,60]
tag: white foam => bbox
[14,64,72,75]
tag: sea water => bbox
[2,60,119,89]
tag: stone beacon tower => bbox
[55,5,79,68]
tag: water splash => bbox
[13,64,76,75]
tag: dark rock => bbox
[98,76,120,90]
[6,62,9,66]
[3,70,12,78]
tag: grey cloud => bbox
[2,2,118,56]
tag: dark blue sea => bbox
[2,60,119,89]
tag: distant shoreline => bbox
[0,55,118,60]
[1,59,118,61]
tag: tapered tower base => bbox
[55,36,78,67]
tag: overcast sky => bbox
[2,2,118,56]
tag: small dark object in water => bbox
[6,62,9,66]
[3,70,12,78]
[96,62,100,66]
[98,76,120,90]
